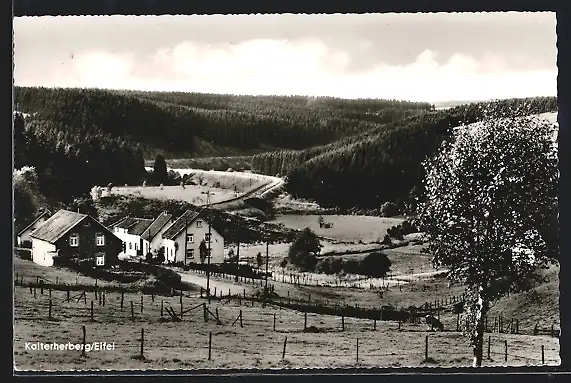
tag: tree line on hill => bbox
[15,87,432,156]
[13,111,146,228]
[251,97,557,209]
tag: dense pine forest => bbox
[15,87,432,157]
[251,97,558,209]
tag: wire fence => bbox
[13,276,561,369]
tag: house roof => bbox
[129,219,153,236]
[141,212,172,241]
[17,209,51,236]
[162,210,201,240]
[29,210,88,243]
[30,209,120,244]
[107,216,130,230]
[114,217,153,236]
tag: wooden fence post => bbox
[208,332,212,361]
[90,301,94,321]
[542,345,545,365]
[141,295,144,314]
[81,325,86,357]
[304,312,307,331]
[103,292,106,307]
[374,319,377,331]
[67,289,70,302]
[425,335,429,361]
[356,338,359,364]
[488,336,491,359]
[34,287,36,299]
[342,316,345,331]
[161,300,164,318]
[504,340,508,362]
[273,313,276,331]
[457,312,460,332]
[121,292,124,310]
[48,299,53,319]
[282,336,287,359]
[240,310,243,328]
[98,292,102,306]
[131,301,134,322]
[140,328,144,359]
[49,287,52,298]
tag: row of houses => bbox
[16,208,224,268]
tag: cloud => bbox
[15,38,556,102]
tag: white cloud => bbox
[15,39,556,102]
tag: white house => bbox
[161,210,224,265]
[140,211,173,254]
[111,217,153,259]
[17,210,51,248]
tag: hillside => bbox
[15,87,432,159]
[252,97,557,209]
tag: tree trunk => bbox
[471,285,489,367]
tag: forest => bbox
[12,87,557,217]
[251,97,558,208]
[15,87,432,156]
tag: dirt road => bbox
[176,269,254,296]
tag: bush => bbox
[380,202,400,217]
[359,251,391,278]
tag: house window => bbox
[187,234,194,244]
[196,220,203,228]
[96,255,105,266]
[70,233,79,247]
[186,248,194,259]
[205,233,211,242]
[83,220,91,227]
[129,243,132,250]
[96,233,105,246]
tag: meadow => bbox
[271,214,405,244]
[108,185,236,206]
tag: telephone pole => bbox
[264,241,270,293]
[235,241,240,282]
[204,189,213,298]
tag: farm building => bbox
[16,209,51,248]
[29,210,122,268]
[111,217,154,259]
[162,210,224,265]
[140,211,173,254]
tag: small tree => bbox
[199,240,208,264]
[90,186,103,201]
[288,228,321,270]
[416,114,558,367]
[156,247,165,264]
[380,202,399,217]
[359,251,391,278]
[153,153,168,185]
[256,252,263,270]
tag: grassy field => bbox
[13,284,560,370]
[271,215,404,244]
[107,185,236,206]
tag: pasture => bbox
[172,169,271,194]
[107,185,236,206]
[271,214,404,244]
[13,283,560,370]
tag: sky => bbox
[13,12,557,103]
